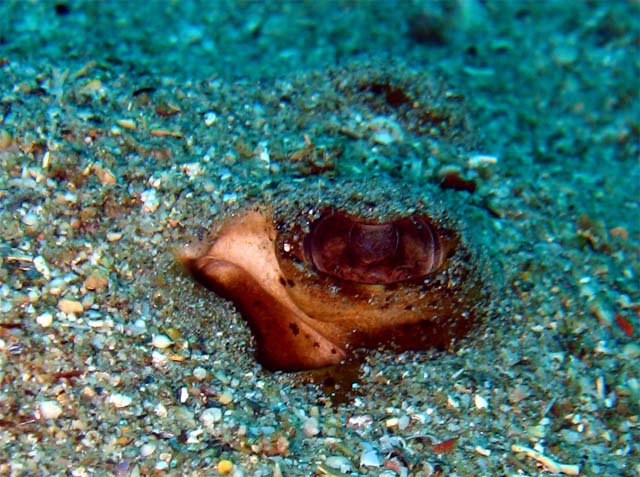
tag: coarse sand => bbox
[0,1,638,476]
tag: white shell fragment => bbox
[474,394,489,410]
[35,312,53,328]
[39,400,62,419]
[204,111,218,126]
[140,189,160,213]
[302,417,320,437]
[218,390,234,405]
[22,212,39,227]
[468,153,498,168]
[475,445,492,456]
[151,334,173,349]
[108,393,133,408]
[33,255,51,279]
[360,448,381,467]
[192,367,208,381]
[140,443,155,457]
[200,407,223,427]
[511,444,580,476]
[325,456,353,473]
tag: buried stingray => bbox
[178,177,495,372]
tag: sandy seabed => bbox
[0,1,638,476]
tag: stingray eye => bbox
[306,212,449,284]
[348,222,399,265]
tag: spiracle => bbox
[304,212,449,284]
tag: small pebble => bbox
[475,445,492,456]
[152,350,168,366]
[325,456,353,473]
[36,312,53,328]
[475,394,489,410]
[0,128,12,151]
[193,367,208,381]
[154,403,168,418]
[468,154,498,168]
[49,278,67,295]
[93,164,117,185]
[108,393,133,408]
[217,460,233,475]
[347,414,373,429]
[116,118,136,130]
[182,162,203,178]
[84,269,108,292]
[302,416,320,437]
[140,443,155,457]
[372,130,394,146]
[360,449,381,467]
[22,212,39,227]
[222,192,237,204]
[179,387,189,403]
[385,417,399,428]
[42,150,50,168]
[398,415,410,430]
[140,189,160,213]
[151,334,173,349]
[39,400,62,419]
[218,389,234,405]
[33,256,51,279]
[106,231,123,242]
[201,407,222,427]
[129,318,147,335]
[58,298,84,315]
[204,111,218,126]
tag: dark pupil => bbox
[348,223,399,265]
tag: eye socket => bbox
[305,212,450,284]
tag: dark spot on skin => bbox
[279,276,286,286]
[289,323,299,336]
[313,342,320,348]
[287,279,295,287]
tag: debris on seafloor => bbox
[511,444,580,476]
